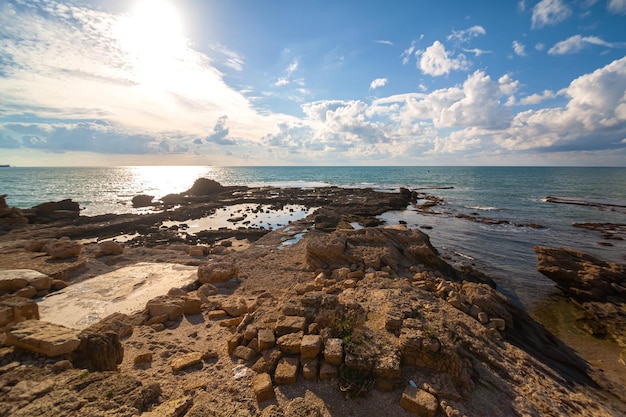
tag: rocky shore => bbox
[1,180,625,416]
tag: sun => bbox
[116,0,188,87]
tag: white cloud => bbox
[419,41,469,76]
[375,40,394,46]
[286,59,299,76]
[535,42,546,51]
[518,90,557,105]
[447,26,486,43]
[209,43,245,71]
[608,0,626,14]
[369,78,388,90]
[463,48,492,57]
[512,41,527,56]
[548,35,626,54]
[401,41,418,65]
[531,0,572,29]
[0,0,291,155]
[518,0,526,12]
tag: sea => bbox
[2,166,626,310]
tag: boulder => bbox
[0,269,52,294]
[220,297,248,317]
[96,241,124,256]
[197,262,238,284]
[45,239,82,259]
[132,194,155,208]
[534,246,626,302]
[186,178,224,195]
[5,320,81,357]
[75,331,124,371]
[251,373,275,402]
[0,296,39,328]
[146,296,185,321]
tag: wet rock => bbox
[534,246,626,302]
[132,194,155,208]
[186,178,224,195]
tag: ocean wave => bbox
[465,205,500,211]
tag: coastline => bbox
[1,179,625,416]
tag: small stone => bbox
[258,328,276,351]
[275,357,299,385]
[183,297,203,315]
[233,345,257,362]
[400,386,438,417]
[301,358,318,380]
[275,316,306,337]
[300,334,322,359]
[489,318,506,331]
[277,331,303,354]
[151,323,165,331]
[219,316,244,328]
[323,338,343,365]
[149,396,193,417]
[134,352,153,364]
[46,239,82,259]
[319,362,338,380]
[227,334,243,355]
[15,286,37,299]
[220,297,248,317]
[207,310,227,320]
[171,351,203,371]
[251,373,275,402]
[197,283,219,301]
[477,312,489,324]
[188,246,205,257]
[97,241,124,256]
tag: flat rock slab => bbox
[0,269,51,292]
[5,319,81,357]
[38,263,197,330]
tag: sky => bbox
[1,0,626,166]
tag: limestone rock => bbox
[197,283,219,301]
[75,331,124,371]
[171,352,204,371]
[197,262,238,284]
[319,362,338,380]
[275,357,299,385]
[6,320,80,357]
[284,397,322,417]
[147,396,193,417]
[275,315,306,337]
[534,246,626,302]
[300,334,322,359]
[400,386,438,417]
[0,296,39,328]
[301,358,319,380]
[146,296,184,321]
[96,241,124,256]
[251,373,275,402]
[0,269,52,294]
[220,297,248,317]
[45,239,82,259]
[258,328,276,350]
[277,331,303,354]
[233,345,257,362]
[323,338,343,365]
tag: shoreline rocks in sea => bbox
[535,246,626,352]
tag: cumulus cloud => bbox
[206,115,236,145]
[496,56,626,150]
[512,41,527,56]
[531,0,572,29]
[548,35,626,54]
[518,90,557,105]
[419,41,469,76]
[608,0,626,14]
[369,78,388,90]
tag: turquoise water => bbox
[2,166,625,307]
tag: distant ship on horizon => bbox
[0,165,10,168]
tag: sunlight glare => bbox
[116,0,190,88]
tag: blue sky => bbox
[1,0,626,166]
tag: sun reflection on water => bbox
[128,166,213,198]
